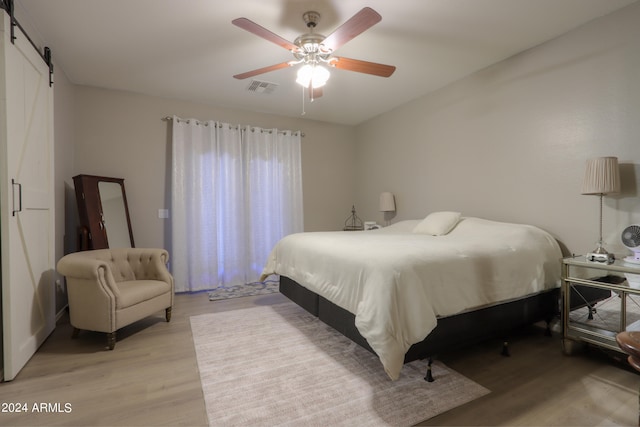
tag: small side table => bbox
[343,205,364,231]
[562,255,640,354]
[617,331,640,370]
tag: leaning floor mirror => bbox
[73,174,135,250]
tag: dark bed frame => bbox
[279,275,560,375]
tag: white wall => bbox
[355,3,640,256]
[72,86,357,249]
[52,67,76,312]
[18,0,640,273]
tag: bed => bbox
[261,212,563,380]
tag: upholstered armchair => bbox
[57,248,174,350]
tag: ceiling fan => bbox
[232,7,396,100]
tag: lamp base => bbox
[586,240,615,263]
[586,252,615,263]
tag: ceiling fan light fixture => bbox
[296,64,330,88]
[232,7,394,101]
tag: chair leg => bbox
[165,307,172,322]
[106,332,116,350]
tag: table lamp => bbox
[581,156,620,262]
[379,192,395,226]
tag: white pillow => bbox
[412,211,461,236]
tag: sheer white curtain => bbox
[171,116,303,293]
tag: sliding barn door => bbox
[0,13,55,381]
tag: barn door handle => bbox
[11,179,22,216]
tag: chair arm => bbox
[57,255,110,281]
[56,253,121,306]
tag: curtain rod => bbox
[162,116,304,137]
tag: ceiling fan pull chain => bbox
[301,85,306,116]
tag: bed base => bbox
[280,275,560,378]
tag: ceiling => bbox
[14,0,638,125]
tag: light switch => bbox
[158,209,169,219]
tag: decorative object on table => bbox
[581,156,620,263]
[343,205,364,231]
[364,221,380,230]
[622,225,640,264]
[379,191,396,226]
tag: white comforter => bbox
[261,217,562,380]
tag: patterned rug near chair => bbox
[190,301,490,427]
[208,279,279,301]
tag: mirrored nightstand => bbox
[562,255,640,354]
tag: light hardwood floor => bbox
[0,291,638,426]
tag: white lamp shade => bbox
[581,156,621,195]
[379,192,396,212]
[296,65,330,88]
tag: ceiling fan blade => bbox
[321,7,382,52]
[232,18,298,51]
[310,86,323,101]
[233,62,291,80]
[330,57,396,77]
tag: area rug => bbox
[190,302,490,426]
[208,280,279,301]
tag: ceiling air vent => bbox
[246,80,278,94]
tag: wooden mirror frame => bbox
[73,174,135,250]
